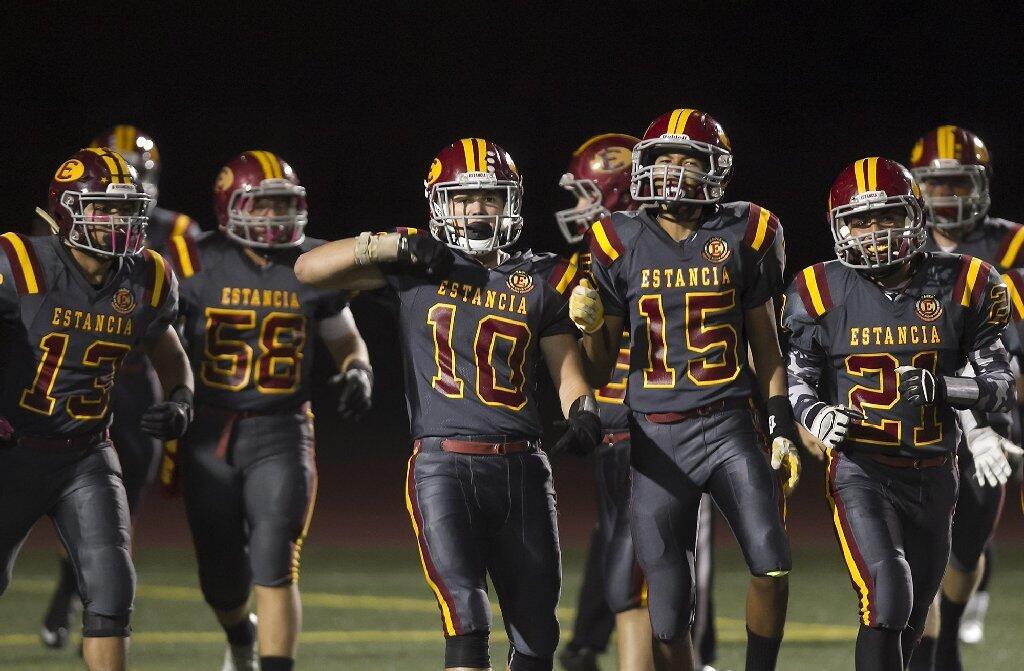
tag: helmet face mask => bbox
[631,139,732,204]
[555,173,608,245]
[425,139,524,255]
[224,180,307,249]
[832,197,925,272]
[912,162,990,233]
[62,186,151,258]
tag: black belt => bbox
[414,435,540,455]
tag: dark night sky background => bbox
[3,4,1023,454]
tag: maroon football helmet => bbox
[829,157,925,271]
[556,133,639,245]
[90,125,161,200]
[424,138,523,254]
[909,125,991,232]
[631,108,733,205]
[47,148,151,258]
[214,151,307,249]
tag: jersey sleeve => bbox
[541,256,581,338]
[740,204,784,309]
[140,249,180,347]
[584,216,627,317]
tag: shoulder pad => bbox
[740,202,781,254]
[545,255,583,297]
[169,212,201,238]
[142,248,174,308]
[1001,270,1024,322]
[585,214,630,266]
[995,222,1024,269]
[952,255,995,309]
[792,262,836,319]
[164,230,203,279]
[0,232,47,295]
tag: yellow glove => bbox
[770,436,801,495]
[570,278,605,334]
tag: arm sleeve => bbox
[313,289,349,320]
[782,279,829,427]
[961,269,1015,412]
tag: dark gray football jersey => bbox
[0,233,177,437]
[586,203,785,414]
[171,231,348,412]
[381,231,578,439]
[784,254,1012,458]
[921,216,1024,269]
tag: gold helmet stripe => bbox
[249,151,275,179]
[854,158,868,193]
[937,125,958,159]
[115,125,137,154]
[461,139,476,172]
[866,157,879,192]
[670,108,695,135]
[475,139,487,172]
[263,151,283,179]
[86,147,129,184]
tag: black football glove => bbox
[896,366,942,406]
[397,233,453,278]
[550,395,602,457]
[330,361,374,421]
[141,385,194,439]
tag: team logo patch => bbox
[915,294,943,322]
[54,159,85,183]
[112,288,136,315]
[702,236,731,263]
[507,269,534,293]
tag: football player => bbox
[38,124,204,650]
[554,132,655,671]
[0,148,194,671]
[907,125,1023,670]
[294,138,603,671]
[573,109,799,671]
[784,157,1015,670]
[165,151,372,671]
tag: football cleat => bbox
[220,613,258,671]
[959,590,989,644]
[558,645,599,671]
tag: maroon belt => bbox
[413,438,533,455]
[13,429,109,453]
[602,431,630,444]
[863,452,948,469]
[645,398,750,424]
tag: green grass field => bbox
[2,543,1022,670]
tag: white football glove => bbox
[570,278,605,334]
[770,436,801,495]
[965,426,1023,487]
[808,404,865,449]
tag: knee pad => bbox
[444,631,489,669]
[868,558,913,629]
[82,611,130,638]
[508,648,553,671]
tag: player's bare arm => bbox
[141,324,195,440]
[321,306,374,421]
[295,231,453,291]
[541,332,602,457]
[746,299,801,493]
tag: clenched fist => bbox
[570,278,604,334]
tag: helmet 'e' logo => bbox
[426,158,442,185]
[507,269,534,293]
[702,236,731,263]
[112,288,136,315]
[915,294,943,322]
[592,147,632,173]
[54,159,85,183]
[215,167,234,192]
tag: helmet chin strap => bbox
[35,207,60,235]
